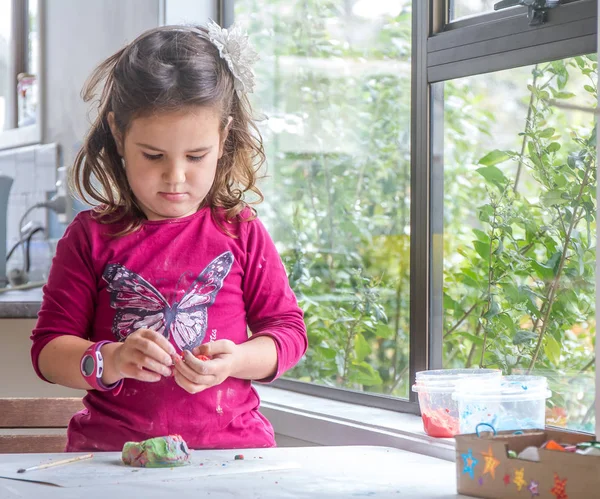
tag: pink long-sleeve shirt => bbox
[30,206,307,452]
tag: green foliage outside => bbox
[237,1,597,431]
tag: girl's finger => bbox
[141,356,172,377]
[132,351,172,377]
[122,364,161,383]
[193,340,234,357]
[174,355,216,385]
[139,329,177,358]
[173,370,206,394]
[182,350,214,374]
[129,335,174,367]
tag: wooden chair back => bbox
[0,398,84,453]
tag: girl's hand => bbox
[173,340,237,394]
[107,329,176,383]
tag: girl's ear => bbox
[218,116,233,159]
[107,112,124,157]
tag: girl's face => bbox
[110,106,229,221]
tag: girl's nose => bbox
[162,161,186,185]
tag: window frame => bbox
[0,0,44,151]
[222,0,599,424]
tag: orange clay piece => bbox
[544,440,566,452]
[180,352,212,362]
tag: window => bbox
[225,0,598,426]
[450,0,502,20]
[439,58,597,432]
[232,1,412,402]
[0,0,42,150]
[0,0,12,131]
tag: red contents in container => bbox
[421,409,459,438]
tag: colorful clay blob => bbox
[122,435,191,468]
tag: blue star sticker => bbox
[461,448,479,480]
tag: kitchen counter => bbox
[0,287,43,318]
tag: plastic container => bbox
[411,369,501,438]
[452,375,551,435]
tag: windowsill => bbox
[255,385,455,462]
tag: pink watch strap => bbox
[81,341,123,395]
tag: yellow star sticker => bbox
[481,446,500,480]
[513,468,527,491]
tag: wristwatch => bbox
[80,341,123,395]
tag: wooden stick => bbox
[17,453,94,473]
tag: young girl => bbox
[30,22,307,452]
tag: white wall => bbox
[43,0,161,171]
[165,0,218,25]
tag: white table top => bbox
[0,445,469,498]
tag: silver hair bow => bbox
[206,19,259,96]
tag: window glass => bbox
[235,0,413,397]
[440,56,597,432]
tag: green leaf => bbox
[553,91,576,99]
[483,299,500,320]
[455,332,483,346]
[472,229,490,244]
[541,189,570,206]
[557,72,568,89]
[513,330,538,345]
[349,362,383,386]
[544,335,562,365]
[493,237,504,256]
[319,347,338,360]
[584,84,596,94]
[530,260,554,280]
[497,313,516,333]
[375,323,394,340]
[354,333,371,362]
[546,251,562,274]
[476,165,508,187]
[474,241,491,262]
[479,204,495,223]
[567,154,584,169]
[539,128,555,139]
[478,150,510,167]
[547,142,561,153]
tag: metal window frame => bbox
[221,0,598,416]
[429,0,597,81]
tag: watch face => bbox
[82,355,95,377]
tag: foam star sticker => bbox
[481,446,500,480]
[513,468,527,491]
[503,474,511,486]
[528,480,540,497]
[551,473,568,499]
[461,449,479,480]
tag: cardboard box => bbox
[456,428,600,498]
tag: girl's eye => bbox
[188,155,207,163]
[143,152,163,161]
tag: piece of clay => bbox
[180,351,212,362]
[121,435,191,468]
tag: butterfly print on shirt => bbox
[102,251,234,351]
